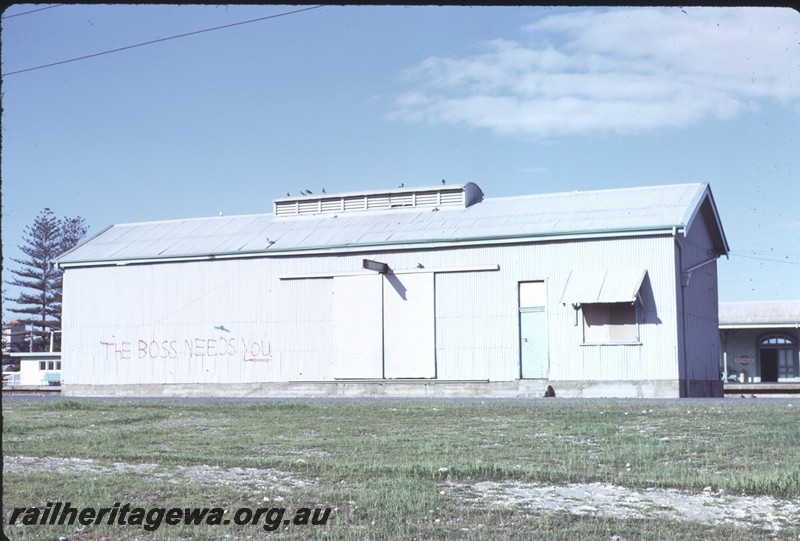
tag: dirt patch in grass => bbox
[254,444,331,459]
[448,480,800,534]
[3,456,160,476]
[3,455,313,492]
[174,464,314,492]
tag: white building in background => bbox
[55,182,729,398]
[2,352,62,387]
[720,301,800,384]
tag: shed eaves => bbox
[56,183,723,266]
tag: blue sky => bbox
[2,5,799,320]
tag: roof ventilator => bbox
[274,182,483,217]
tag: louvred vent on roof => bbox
[274,183,484,217]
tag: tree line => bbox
[3,208,88,353]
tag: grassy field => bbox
[2,397,799,540]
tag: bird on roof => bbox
[300,190,307,195]
[322,188,326,194]
[305,188,313,194]
[441,178,446,185]
[398,182,404,188]
[286,192,291,197]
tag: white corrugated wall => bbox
[63,235,684,386]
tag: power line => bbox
[729,253,800,265]
[730,249,800,256]
[1,4,63,19]
[3,5,324,77]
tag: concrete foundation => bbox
[64,380,545,399]
[548,380,682,398]
[61,379,710,399]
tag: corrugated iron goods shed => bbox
[56,182,729,398]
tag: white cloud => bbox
[388,7,800,138]
[519,166,549,174]
[775,220,800,230]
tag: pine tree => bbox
[60,216,89,255]
[51,216,88,334]
[4,209,88,351]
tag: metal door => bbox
[520,309,548,379]
[332,275,383,379]
[383,273,435,378]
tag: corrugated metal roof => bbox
[719,301,800,326]
[560,269,647,304]
[57,182,726,267]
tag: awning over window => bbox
[560,269,647,304]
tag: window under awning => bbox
[560,269,647,305]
